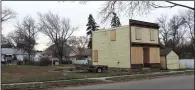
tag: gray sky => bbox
[2,1,194,50]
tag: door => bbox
[143,48,150,67]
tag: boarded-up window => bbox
[150,29,155,41]
[131,47,143,64]
[93,50,98,62]
[110,30,116,41]
[135,27,141,40]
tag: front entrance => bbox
[143,48,150,67]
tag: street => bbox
[52,75,194,89]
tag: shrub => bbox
[17,61,23,65]
[39,57,52,66]
[61,60,72,64]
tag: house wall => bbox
[160,56,166,69]
[92,26,131,68]
[1,48,28,61]
[166,51,179,69]
[131,26,158,44]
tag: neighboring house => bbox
[1,44,28,64]
[69,47,92,60]
[92,19,161,69]
[34,50,43,61]
[160,48,179,69]
[42,44,92,61]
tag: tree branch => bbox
[165,1,194,10]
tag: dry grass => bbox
[2,65,172,84]
[1,65,80,84]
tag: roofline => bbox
[129,19,159,29]
[92,25,129,33]
[160,48,179,56]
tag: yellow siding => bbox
[160,56,166,69]
[166,51,179,69]
[149,47,160,63]
[92,26,131,68]
[131,26,158,44]
[131,47,143,64]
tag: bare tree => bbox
[157,13,189,57]
[8,16,38,63]
[76,1,194,23]
[1,34,10,44]
[168,15,186,49]
[181,10,195,59]
[1,7,16,22]
[67,36,89,55]
[38,11,78,63]
[67,36,78,46]
[157,15,171,47]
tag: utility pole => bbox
[0,0,2,89]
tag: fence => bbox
[72,60,92,65]
[179,59,194,69]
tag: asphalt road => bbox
[52,75,194,90]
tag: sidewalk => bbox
[87,70,194,80]
[2,70,194,86]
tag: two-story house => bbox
[92,19,160,69]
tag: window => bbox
[150,29,155,41]
[110,30,116,41]
[93,50,98,62]
[135,27,141,40]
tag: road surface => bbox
[52,75,194,89]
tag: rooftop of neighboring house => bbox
[1,43,15,48]
[42,44,91,56]
[160,48,179,56]
[71,47,92,56]
[1,48,28,55]
[160,48,173,56]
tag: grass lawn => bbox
[1,65,175,84]
[1,65,81,84]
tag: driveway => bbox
[52,75,194,89]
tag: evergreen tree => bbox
[111,12,121,28]
[86,14,99,49]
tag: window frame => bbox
[135,27,142,40]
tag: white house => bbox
[1,44,28,62]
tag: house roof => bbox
[160,48,173,56]
[129,19,159,29]
[1,44,14,48]
[63,46,92,56]
[42,44,77,55]
[42,44,91,56]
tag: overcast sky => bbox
[2,1,194,50]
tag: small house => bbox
[160,48,179,69]
[1,44,28,64]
